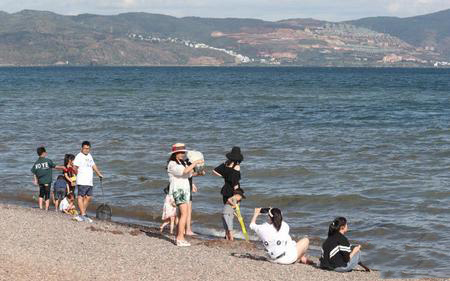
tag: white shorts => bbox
[271,241,298,265]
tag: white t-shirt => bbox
[250,221,294,260]
[59,197,70,211]
[74,152,95,186]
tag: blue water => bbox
[0,67,449,278]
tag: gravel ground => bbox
[0,204,445,281]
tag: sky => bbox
[0,0,449,21]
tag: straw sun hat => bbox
[169,143,187,154]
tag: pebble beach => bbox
[1,203,446,281]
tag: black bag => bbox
[95,178,112,221]
[96,203,112,221]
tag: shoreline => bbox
[0,202,443,281]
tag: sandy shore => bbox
[0,203,443,281]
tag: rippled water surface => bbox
[0,67,449,278]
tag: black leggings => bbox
[39,184,51,200]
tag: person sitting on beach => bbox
[160,189,177,234]
[59,193,78,216]
[320,217,371,272]
[63,154,77,194]
[167,143,204,246]
[222,189,245,241]
[31,146,66,211]
[53,175,69,212]
[250,208,313,265]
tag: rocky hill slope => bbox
[0,9,448,66]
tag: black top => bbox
[320,232,352,269]
[213,163,241,204]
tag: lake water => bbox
[0,66,449,278]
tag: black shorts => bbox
[39,184,51,200]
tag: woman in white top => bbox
[167,143,203,246]
[250,208,313,265]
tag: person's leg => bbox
[38,185,44,209]
[229,230,234,241]
[44,185,51,211]
[347,251,361,270]
[176,203,188,242]
[38,197,43,209]
[51,192,55,208]
[83,196,92,215]
[78,196,85,215]
[185,201,195,235]
[296,237,314,265]
[55,199,59,211]
[169,216,175,234]
[160,218,169,232]
[334,251,361,272]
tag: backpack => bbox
[54,178,67,190]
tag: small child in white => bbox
[160,192,177,234]
[59,193,78,215]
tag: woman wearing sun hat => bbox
[167,143,204,246]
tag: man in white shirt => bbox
[73,141,103,222]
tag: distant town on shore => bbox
[0,9,449,67]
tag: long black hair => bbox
[64,154,75,167]
[269,208,283,232]
[167,152,186,168]
[225,159,241,169]
[328,217,347,237]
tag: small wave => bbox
[246,166,313,178]
[249,193,387,208]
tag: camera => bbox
[260,208,271,213]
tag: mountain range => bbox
[0,9,449,66]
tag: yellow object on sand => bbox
[234,204,249,241]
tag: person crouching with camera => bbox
[250,208,314,265]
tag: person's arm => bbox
[192,170,206,177]
[169,196,176,207]
[33,175,38,185]
[212,163,225,177]
[350,245,361,259]
[250,208,261,226]
[192,183,198,193]
[54,165,66,171]
[182,160,203,175]
[339,236,353,262]
[64,172,71,183]
[93,164,103,178]
[66,183,70,194]
[227,196,237,208]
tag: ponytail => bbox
[328,217,347,237]
[269,208,283,232]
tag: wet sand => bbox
[0,203,444,281]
